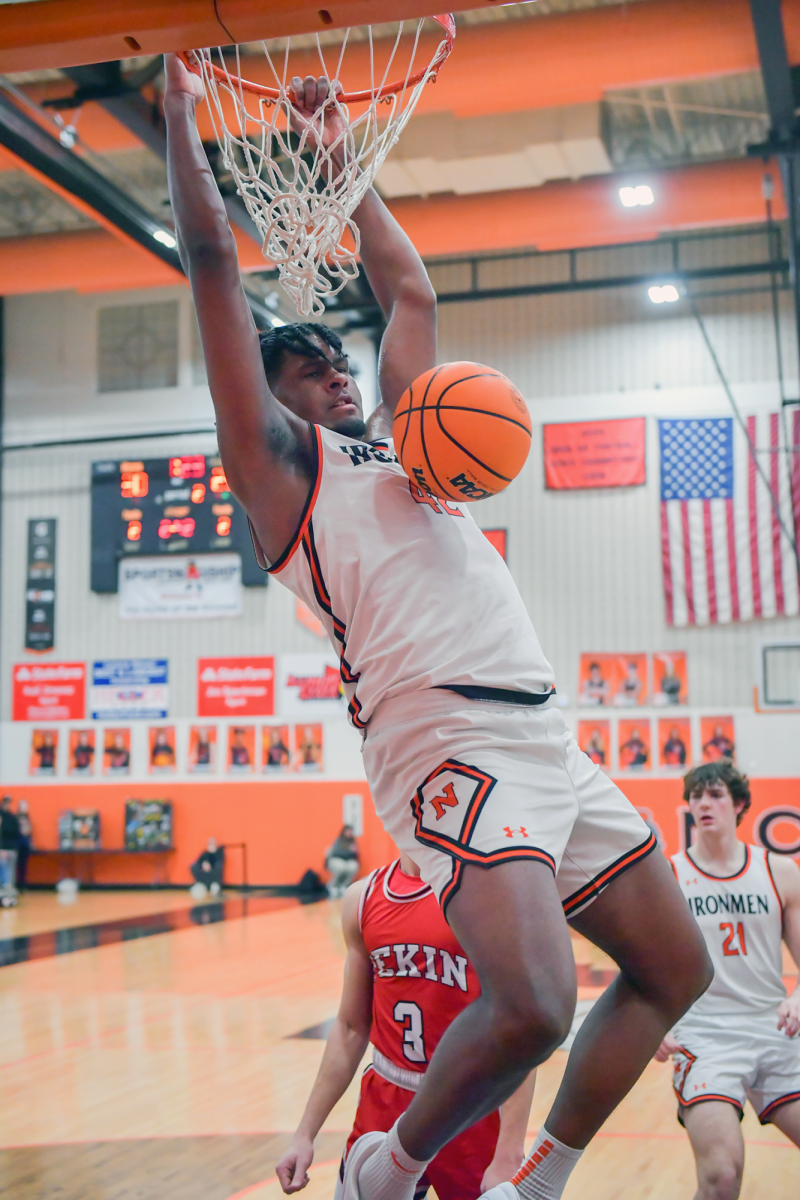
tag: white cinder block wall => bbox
[2,248,799,778]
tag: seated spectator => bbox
[325,825,359,899]
[16,800,32,890]
[190,837,225,898]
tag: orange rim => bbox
[180,14,455,105]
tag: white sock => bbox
[512,1127,583,1200]
[356,1121,429,1200]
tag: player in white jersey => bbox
[164,55,711,1200]
[656,761,800,1198]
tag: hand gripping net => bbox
[185,16,455,317]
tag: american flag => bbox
[659,412,800,627]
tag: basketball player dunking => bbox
[164,55,710,1200]
[657,761,800,1198]
[276,854,535,1200]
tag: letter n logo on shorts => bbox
[411,760,497,854]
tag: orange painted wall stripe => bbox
[3,780,397,887]
[390,158,786,260]
[1,776,796,887]
[0,158,782,295]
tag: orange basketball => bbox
[392,362,532,502]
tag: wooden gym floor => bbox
[0,890,795,1200]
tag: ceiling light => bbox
[619,184,654,207]
[648,284,680,304]
[152,230,177,248]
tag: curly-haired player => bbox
[657,761,800,1198]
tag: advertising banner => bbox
[91,659,168,720]
[197,656,275,717]
[13,661,85,721]
[279,654,345,720]
[25,518,56,651]
[118,554,242,619]
[544,418,646,490]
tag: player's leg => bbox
[543,850,712,1148]
[422,1110,501,1200]
[396,858,577,1159]
[768,1098,800,1145]
[681,1102,744,1200]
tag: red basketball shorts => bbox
[344,1066,500,1200]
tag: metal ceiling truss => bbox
[0,85,276,329]
[748,0,800,401]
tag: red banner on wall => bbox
[544,417,646,490]
[13,662,85,721]
[197,656,275,717]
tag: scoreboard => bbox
[91,454,266,592]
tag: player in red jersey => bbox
[276,854,535,1200]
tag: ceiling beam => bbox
[0,88,276,322]
[748,0,800,401]
[0,88,184,272]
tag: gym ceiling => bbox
[0,0,796,307]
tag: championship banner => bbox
[279,654,346,719]
[12,661,85,721]
[544,418,646,490]
[118,554,242,619]
[91,659,169,720]
[25,518,56,651]
[197,656,275,717]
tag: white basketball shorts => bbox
[362,689,655,915]
[672,1010,800,1124]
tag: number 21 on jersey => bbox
[720,921,747,956]
[394,1001,426,1063]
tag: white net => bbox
[190,16,455,317]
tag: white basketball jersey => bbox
[672,845,786,1020]
[261,425,555,729]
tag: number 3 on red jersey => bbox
[394,1001,426,1063]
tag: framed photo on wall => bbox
[577,720,610,771]
[294,723,323,772]
[227,725,255,773]
[148,726,176,774]
[657,718,692,769]
[103,728,131,775]
[700,716,736,763]
[262,723,291,772]
[68,729,96,776]
[29,728,58,776]
[188,725,217,773]
[652,652,688,706]
[617,719,651,771]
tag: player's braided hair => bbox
[258,323,345,383]
[683,761,751,825]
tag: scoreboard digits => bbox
[91,454,267,592]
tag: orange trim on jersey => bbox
[684,843,750,882]
[678,1092,744,1114]
[759,1090,800,1123]
[562,832,657,917]
[671,1044,696,1101]
[764,850,785,916]
[268,423,323,575]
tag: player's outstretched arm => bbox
[276,880,373,1193]
[353,189,437,435]
[163,54,314,564]
[480,1070,537,1193]
[771,854,800,1037]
